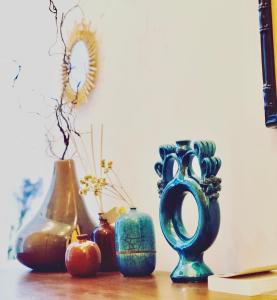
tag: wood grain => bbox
[0,262,276,300]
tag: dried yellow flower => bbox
[80,179,86,185]
[99,178,107,186]
[91,176,97,183]
[79,189,87,195]
[101,159,106,168]
[94,188,101,196]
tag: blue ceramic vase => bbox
[115,208,156,276]
[154,140,222,283]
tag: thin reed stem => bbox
[105,186,130,204]
[70,150,77,159]
[102,191,125,201]
[107,174,132,206]
[99,195,104,213]
[90,124,97,177]
[79,134,92,175]
[111,169,134,206]
[70,133,88,174]
[94,194,101,212]
[100,124,103,178]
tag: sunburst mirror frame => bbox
[62,21,97,106]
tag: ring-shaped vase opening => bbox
[160,182,204,251]
[180,191,199,238]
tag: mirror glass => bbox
[181,192,199,238]
[69,41,89,92]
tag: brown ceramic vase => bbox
[92,214,118,272]
[65,234,101,277]
[15,160,95,271]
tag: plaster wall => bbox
[0,0,276,273]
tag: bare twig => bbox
[48,0,82,160]
[12,60,22,88]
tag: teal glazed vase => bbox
[154,140,222,283]
[115,208,156,276]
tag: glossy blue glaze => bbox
[154,140,221,283]
[115,208,156,276]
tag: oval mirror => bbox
[69,41,89,93]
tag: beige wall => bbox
[0,0,276,273]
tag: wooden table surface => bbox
[1,262,276,300]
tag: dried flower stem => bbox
[111,169,134,206]
[105,185,127,201]
[106,186,130,205]
[79,134,92,174]
[98,124,105,213]
[106,174,132,206]
[70,150,77,159]
[78,125,135,213]
[98,195,104,213]
[94,194,101,212]
[90,124,97,177]
[102,191,127,202]
[70,133,88,174]
[100,124,103,178]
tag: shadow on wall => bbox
[7,178,43,260]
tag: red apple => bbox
[65,234,101,277]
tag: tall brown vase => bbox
[15,159,95,271]
[92,213,118,272]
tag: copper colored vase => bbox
[65,234,101,277]
[15,160,95,271]
[92,214,117,272]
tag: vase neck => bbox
[44,159,80,224]
[76,234,89,243]
[98,214,109,226]
[54,159,76,179]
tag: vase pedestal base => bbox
[170,255,213,283]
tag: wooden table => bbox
[1,263,276,300]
